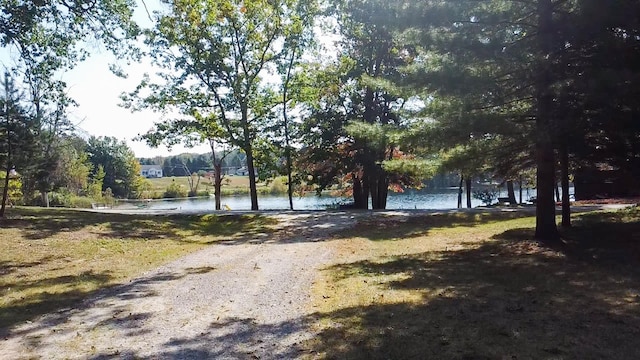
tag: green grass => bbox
[306,206,640,359]
[0,207,277,331]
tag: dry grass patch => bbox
[146,175,262,196]
[307,207,640,359]
[0,207,277,331]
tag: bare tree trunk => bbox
[246,146,258,211]
[214,164,222,210]
[240,104,259,210]
[209,140,222,210]
[534,0,559,241]
[507,180,517,204]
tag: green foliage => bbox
[86,165,105,199]
[266,176,288,195]
[163,180,188,199]
[86,136,145,199]
[0,173,22,205]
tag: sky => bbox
[64,50,211,158]
[63,0,211,158]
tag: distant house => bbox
[141,165,163,178]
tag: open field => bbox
[145,175,281,197]
[305,206,640,358]
[0,207,276,331]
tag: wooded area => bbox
[1,0,639,241]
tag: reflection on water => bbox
[125,188,536,211]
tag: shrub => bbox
[472,188,499,206]
[268,176,288,195]
[163,180,187,198]
[45,191,96,208]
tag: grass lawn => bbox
[0,207,276,332]
[306,206,640,359]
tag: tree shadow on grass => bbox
[311,234,640,358]
[0,208,278,243]
[335,209,535,241]
[494,207,640,265]
[0,256,56,276]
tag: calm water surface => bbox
[124,188,539,211]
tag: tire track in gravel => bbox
[1,212,359,360]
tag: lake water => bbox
[122,188,539,211]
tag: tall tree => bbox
[388,0,586,240]
[298,0,425,209]
[0,73,37,216]
[131,0,315,210]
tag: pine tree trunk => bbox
[465,177,472,208]
[352,174,367,209]
[518,175,523,204]
[378,177,388,209]
[534,0,559,241]
[507,180,517,204]
[560,140,571,227]
[457,174,464,209]
[371,171,388,210]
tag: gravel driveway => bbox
[1,212,364,360]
